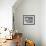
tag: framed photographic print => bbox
[23,15,35,25]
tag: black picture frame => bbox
[23,15,35,25]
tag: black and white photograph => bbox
[23,15,35,25]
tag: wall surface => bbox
[13,0,41,46]
[41,0,46,46]
[0,0,16,29]
[13,0,46,46]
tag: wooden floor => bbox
[0,39,16,46]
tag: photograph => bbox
[23,15,35,25]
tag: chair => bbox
[25,40,35,46]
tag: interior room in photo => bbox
[0,0,46,46]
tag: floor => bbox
[0,33,23,46]
[0,39,16,46]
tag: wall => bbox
[13,0,41,46]
[41,0,46,46]
[0,0,16,30]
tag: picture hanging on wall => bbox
[23,15,35,25]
